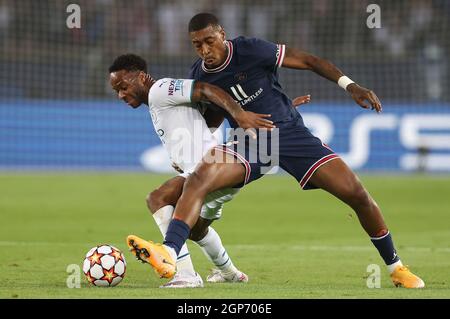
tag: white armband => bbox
[337,76,355,90]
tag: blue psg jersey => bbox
[189,36,303,128]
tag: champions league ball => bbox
[82,245,126,287]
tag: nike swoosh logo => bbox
[162,258,175,266]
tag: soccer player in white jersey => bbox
[108,54,276,288]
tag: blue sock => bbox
[370,231,400,265]
[163,219,191,256]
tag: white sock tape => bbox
[337,76,355,90]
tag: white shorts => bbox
[179,171,239,220]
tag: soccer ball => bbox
[82,244,126,287]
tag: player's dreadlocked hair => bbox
[108,54,147,73]
[188,13,221,32]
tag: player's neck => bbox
[218,42,229,65]
[143,74,157,106]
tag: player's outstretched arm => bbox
[192,81,276,134]
[282,48,382,113]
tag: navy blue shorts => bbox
[217,118,340,190]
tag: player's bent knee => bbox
[146,191,160,214]
[147,189,171,214]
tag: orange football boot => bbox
[127,235,176,279]
[390,265,425,288]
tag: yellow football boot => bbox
[127,235,176,279]
[390,265,425,288]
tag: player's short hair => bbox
[108,54,147,73]
[188,13,221,32]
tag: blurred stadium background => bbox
[1,0,449,173]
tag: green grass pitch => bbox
[1,173,449,298]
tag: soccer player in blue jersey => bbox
[128,13,424,288]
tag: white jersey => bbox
[148,78,218,172]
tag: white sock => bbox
[195,226,238,275]
[153,205,195,276]
[387,259,403,274]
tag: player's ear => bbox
[219,27,226,41]
[138,71,146,84]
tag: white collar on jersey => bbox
[201,41,233,73]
